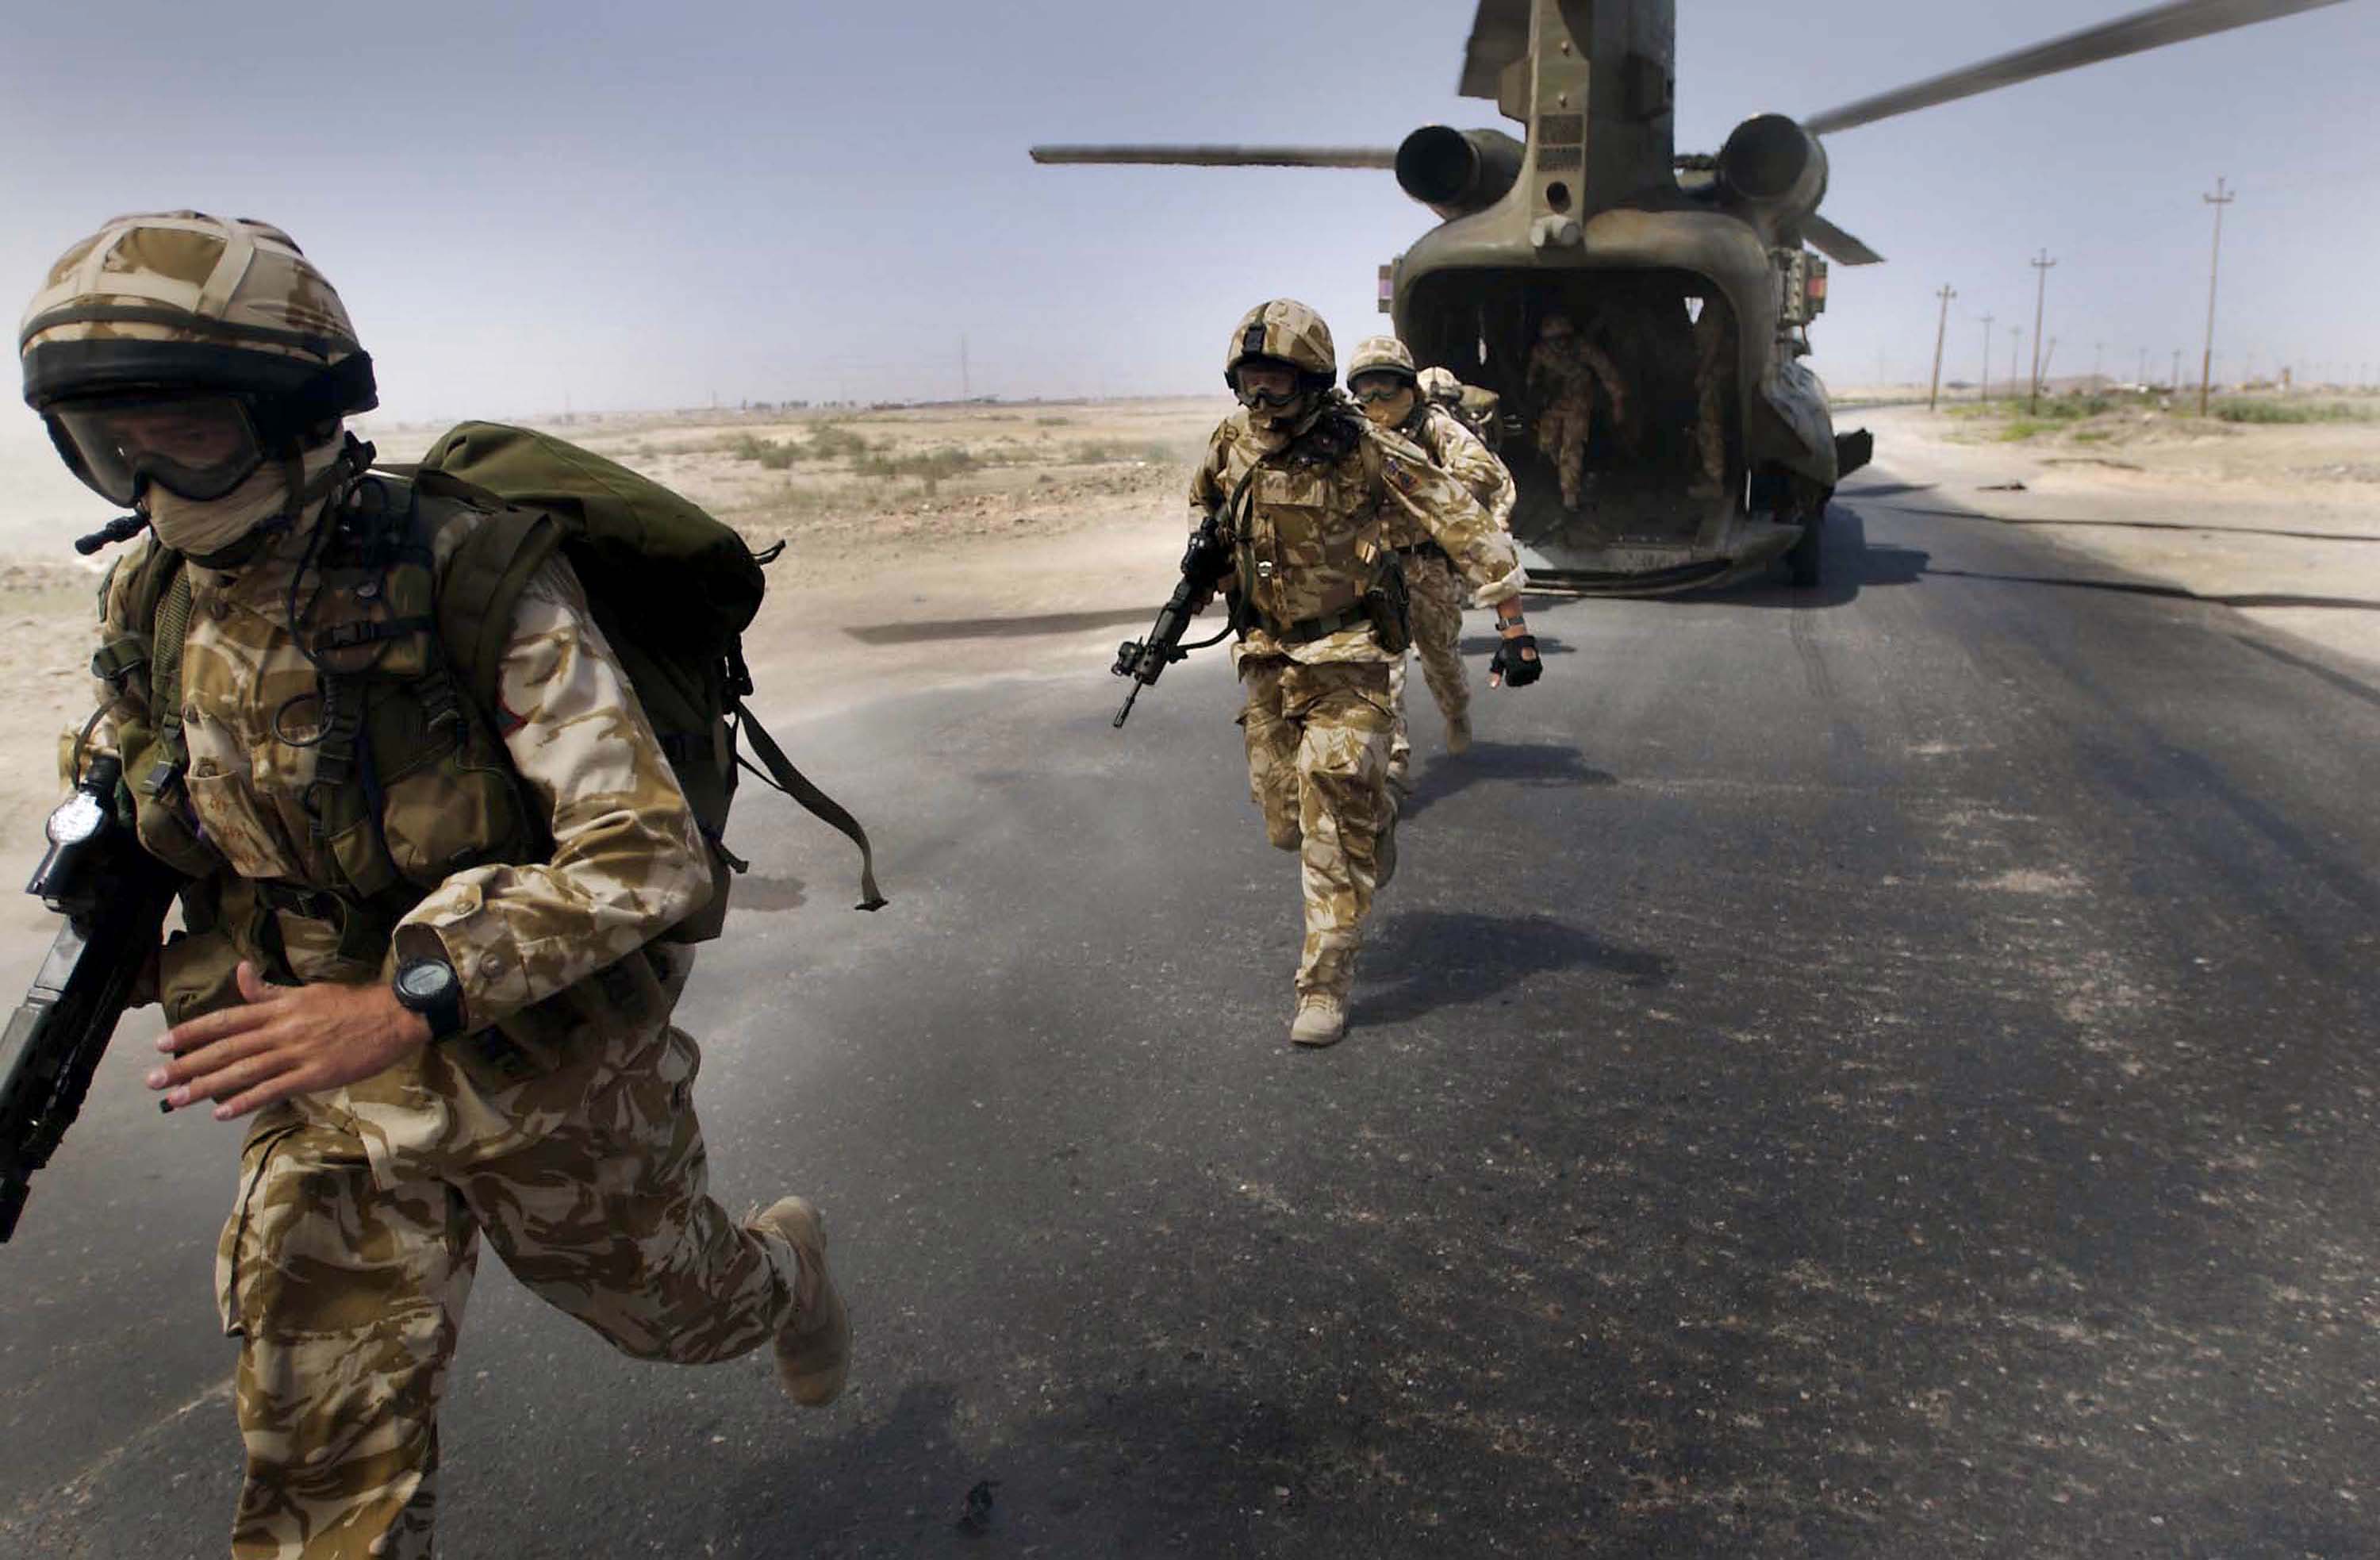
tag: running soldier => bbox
[1417,365,1506,457]
[1189,301,1540,1047]
[1525,311,1630,511]
[1347,336,1518,784]
[18,212,850,1558]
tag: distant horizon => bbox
[6,0,2374,427]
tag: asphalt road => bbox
[5,466,2378,1558]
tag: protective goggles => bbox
[1231,363,1305,409]
[1348,377,1415,404]
[46,394,270,506]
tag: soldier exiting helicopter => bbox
[1525,311,1630,512]
[1417,366,1506,458]
[1345,336,1516,789]
[1188,301,1537,1047]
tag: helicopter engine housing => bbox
[1395,125,1526,220]
[1716,113,1829,231]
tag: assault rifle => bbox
[1,755,181,1242]
[1111,506,1239,728]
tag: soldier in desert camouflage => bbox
[1417,365,1506,456]
[1525,310,1631,511]
[19,212,849,1558]
[1346,336,1518,788]
[1189,300,1540,1047]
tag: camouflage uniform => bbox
[28,213,822,1559]
[1190,397,1522,1005]
[1382,402,1517,786]
[75,519,806,1558]
[1691,299,1734,495]
[1418,367,1507,455]
[1526,322,1630,510]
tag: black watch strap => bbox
[393,957,465,1041]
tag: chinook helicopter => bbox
[1033,0,2345,593]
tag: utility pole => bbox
[2092,340,2105,390]
[1928,284,1956,411]
[2171,347,2182,392]
[960,333,971,401]
[2199,175,2233,416]
[2028,249,2057,413]
[1979,312,1994,402]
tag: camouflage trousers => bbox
[215,955,804,1559]
[1535,394,1596,509]
[1239,657,1396,1001]
[1386,551,1472,788]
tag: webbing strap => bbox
[146,564,194,799]
[734,701,885,912]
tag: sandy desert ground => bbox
[0,389,2371,941]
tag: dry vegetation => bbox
[440,398,1230,591]
[1933,387,2380,486]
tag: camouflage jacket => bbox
[72,498,712,1037]
[1395,403,1517,535]
[1526,336,1630,421]
[1188,401,1524,666]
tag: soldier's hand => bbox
[1489,633,1542,689]
[148,961,433,1121]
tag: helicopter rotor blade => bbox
[1804,216,1885,267]
[1029,145,1395,169]
[1802,0,2349,136]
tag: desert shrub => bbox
[723,433,803,468]
[806,424,877,461]
[854,446,981,496]
[2214,399,2377,425]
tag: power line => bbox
[2199,176,2235,417]
[2028,249,2058,413]
[1929,284,1957,412]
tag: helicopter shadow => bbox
[1400,739,1616,820]
[1697,503,1929,610]
[1357,909,1674,1026]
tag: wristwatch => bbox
[392,957,466,1041]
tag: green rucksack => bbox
[401,421,885,931]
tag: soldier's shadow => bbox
[1399,740,1616,820]
[1357,909,1672,1027]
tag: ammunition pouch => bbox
[1364,551,1411,656]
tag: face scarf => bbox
[144,438,347,561]
[1360,386,1418,429]
[1248,394,1329,455]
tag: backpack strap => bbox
[734,701,886,912]
[143,563,195,804]
[425,477,572,713]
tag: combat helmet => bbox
[1224,299,1336,391]
[1416,366,1463,405]
[1346,336,1418,386]
[21,211,375,505]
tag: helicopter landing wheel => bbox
[1786,488,1831,589]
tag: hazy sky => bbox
[4,0,2376,424]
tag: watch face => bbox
[396,961,456,1003]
